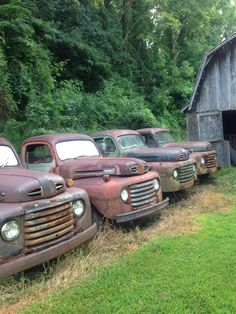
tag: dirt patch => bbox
[0,183,231,314]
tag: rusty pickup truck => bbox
[0,137,96,278]
[21,134,169,224]
[92,130,196,193]
[137,128,217,176]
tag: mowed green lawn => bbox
[22,170,236,314]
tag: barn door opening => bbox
[197,111,230,166]
[222,110,236,149]
[222,110,236,166]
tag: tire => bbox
[92,207,104,230]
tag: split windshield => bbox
[56,140,100,160]
[0,145,19,167]
[155,132,175,144]
[117,134,145,150]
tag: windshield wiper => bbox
[0,157,10,168]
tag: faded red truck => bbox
[0,137,96,278]
[137,128,217,176]
[92,130,196,192]
[21,134,169,224]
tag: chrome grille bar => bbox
[24,202,74,248]
[177,164,195,183]
[204,154,217,168]
[130,179,157,208]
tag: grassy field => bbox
[1,168,236,313]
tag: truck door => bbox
[23,143,56,172]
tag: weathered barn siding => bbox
[193,44,236,113]
[186,113,199,140]
[185,33,236,166]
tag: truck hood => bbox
[163,141,212,152]
[59,156,148,179]
[123,147,190,162]
[0,168,65,203]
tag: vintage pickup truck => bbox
[92,130,196,193]
[21,134,169,224]
[0,137,96,278]
[137,128,217,176]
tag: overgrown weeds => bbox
[0,170,232,314]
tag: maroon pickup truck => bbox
[92,130,196,193]
[21,134,169,224]
[137,128,217,176]
[0,137,96,278]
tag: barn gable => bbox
[186,33,236,166]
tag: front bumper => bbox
[196,163,217,175]
[0,223,97,278]
[205,165,217,174]
[115,197,169,223]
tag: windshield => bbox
[0,145,19,167]
[155,131,175,144]
[117,135,145,150]
[56,140,100,160]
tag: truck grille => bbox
[177,164,195,183]
[24,202,75,248]
[130,180,157,208]
[204,153,217,169]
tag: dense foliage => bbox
[1,0,236,145]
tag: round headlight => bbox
[173,170,178,179]
[73,200,85,217]
[193,164,196,172]
[153,179,160,191]
[201,158,205,164]
[1,221,20,242]
[120,189,129,202]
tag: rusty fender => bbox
[0,223,97,278]
[148,158,196,192]
[0,188,96,278]
[73,171,163,220]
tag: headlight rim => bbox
[72,200,85,218]
[1,220,20,242]
[120,189,129,202]
[153,178,160,191]
[173,169,178,180]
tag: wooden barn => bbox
[184,33,236,166]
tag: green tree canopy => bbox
[1,0,236,145]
